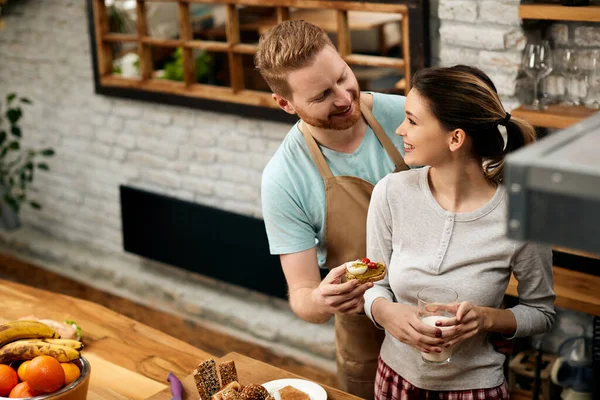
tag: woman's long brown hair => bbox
[411,65,536,185]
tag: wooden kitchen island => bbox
[0,279,359,400]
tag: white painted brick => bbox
[143,107,173,125]
[190,129,218,146]
[172,109,197,128]
[221,166,262,186]
[163,126,190,143]
[181,176,214,195]
[106,116,124,131]
[214,181,260,203]
[440,22,523,50]
[90,114,107,127]
[90,142,112,157]
[575,26,600,47]
[189,164,221,179]
[126,151,167,169]
[219,134,249,152]
[486,71,519,96]
[178,146,196,162]
[118,134,136,149]
[62,137,90,152]
[95,129,118,145]
[479,1,520,26]
[440,46,480,67]
[438,1,477,23]
[479,50,522,73]
[196,149,218,163]
[112,147,127,162]
[141,169,182,189]
[111,101,143,118]
[250,154,272,171]
[137,137,178,159]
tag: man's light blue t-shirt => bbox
[261,92,406,268]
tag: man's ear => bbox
[449,128,467,152]
[273,94,296,115]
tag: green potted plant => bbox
[0,93,55,231]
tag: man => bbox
[255,21,407,399]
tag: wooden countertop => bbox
[149,352,361,400]
[0,279,213,399]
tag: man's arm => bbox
[281,247,373,324]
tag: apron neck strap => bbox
[359,101,408,172]
[300,122,334,179]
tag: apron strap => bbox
[359,101,409,172]
[300,123,334,179]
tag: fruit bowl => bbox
[1,357,90,400]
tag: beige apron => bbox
[301,102,408,399]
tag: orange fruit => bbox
[16,361,29,382]
[61,362,81,385]
[24,355,65,393]
[8,381,38,398]
[0,364,18,396]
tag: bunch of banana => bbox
[0,339,81,363]
[0,320,82,364]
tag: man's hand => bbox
[312,264,373,315]
[372,299,445,354]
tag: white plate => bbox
[262,378,327,400]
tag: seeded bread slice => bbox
[197,359,221,398]
[193,368,210,400]
[218,360,239,387]
[344,261,386,283]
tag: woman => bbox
[363,65,555,399]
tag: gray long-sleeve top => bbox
[364,167,555,391]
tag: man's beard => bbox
[297,89,362,131]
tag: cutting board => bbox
[146,353,360,400]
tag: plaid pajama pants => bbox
[374,357,510,400]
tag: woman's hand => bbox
[372,299,445,354]
[437,301,490,347]
[312,264,373,315]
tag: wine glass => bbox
[522,41,553,110]
[559,48,583,106]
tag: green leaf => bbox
[30,201,41,209]
[41,149,55,156]
[64,320,83,340]
[0,130,6,145]
[37,163,49,171]
[20,97,32,104]
[0,147,7,158]
[8,141,19,151]
[7,107,21,124]
[6,93,16,104]
[10,126,21,138]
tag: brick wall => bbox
[435,0,525,111]
[0,0,338,366]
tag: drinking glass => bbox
[522,41,553,110]
[417,287,458,364]
[582,50,600,109]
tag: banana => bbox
[0,339,80,363]
[0,320,60,347]
[12,338,84,350]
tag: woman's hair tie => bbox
[499,112,511,126]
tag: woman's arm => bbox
[439,241,555,346]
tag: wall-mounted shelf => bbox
[506,265,600,316]
[511,105,597,129]
[519,4,600,22]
